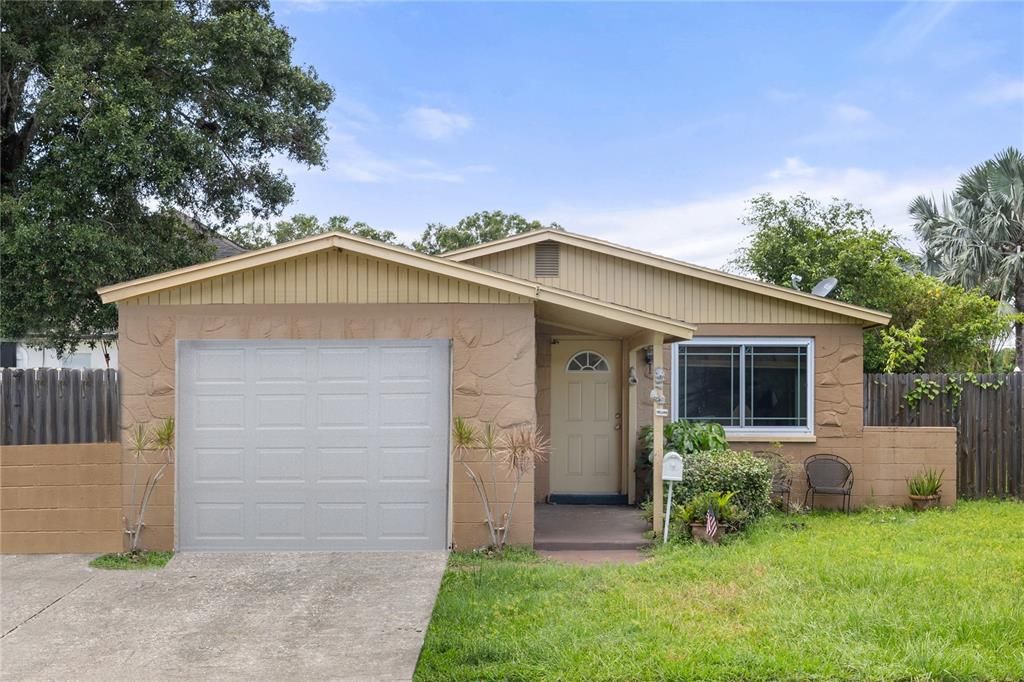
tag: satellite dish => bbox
[811,277,839,297]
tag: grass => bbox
[89,550,174,570]
[416,500,1024,681]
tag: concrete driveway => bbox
[0,552,447,681]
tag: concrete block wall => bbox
[862,426,957,506]
[0,443,124,553]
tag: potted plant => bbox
[680,491,741,543]
[907,468,944,511]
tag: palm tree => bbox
[910,147,1024,370]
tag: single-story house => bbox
[89,228,954,553]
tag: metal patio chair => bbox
[753,450,793,510]
[803,453,853,513]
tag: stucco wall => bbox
[638,325,958,509]
[117,303,536,551]
[0,443,123,553]
[534,329,553,502]
[639,325,869,507]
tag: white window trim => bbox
[671,337,815,437]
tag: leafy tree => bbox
[0,0,333,355]
[734,194,1012,373]
[732,194,917,309]
[885,273,1011,373]
[910,147,1024,370]
[413,210,561,255]
[223,214,401,250]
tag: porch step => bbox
[534,539,649,551]
[533,503,650,552]
[548,494,629,505]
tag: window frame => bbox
[671,337,815,437]
[565,350,611,373]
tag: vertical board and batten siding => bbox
[123,251,530,306]
[864,373,1024,500]
[465,244,860,325]
[0,368,120,445]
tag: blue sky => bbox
[270,1,1024,267]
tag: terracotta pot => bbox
[689,522,721,544]
[909,494,941,511]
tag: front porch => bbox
[532,304,689,538]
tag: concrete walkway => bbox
[534,504,650,564]
[0,552,447,681]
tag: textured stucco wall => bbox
[117,303,536,551]
[641,324,871,507]
[862,426,957,506]
[534,329,553,502]
[0,443,123,553]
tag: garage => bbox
[176,339,451,551]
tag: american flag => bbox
[705,506,718,538]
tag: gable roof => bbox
[442,228,891,327]
[97,231,696,341]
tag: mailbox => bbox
[662,451,683,481]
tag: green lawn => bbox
[416,501,1024,681]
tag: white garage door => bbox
[177,339,450,551]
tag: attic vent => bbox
[534,241,560,277]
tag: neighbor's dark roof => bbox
[173,210,247,260]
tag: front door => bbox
[550,339,622,494]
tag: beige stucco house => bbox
[85,227,955,553]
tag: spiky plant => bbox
[126,417,175,551]
[495,425,550,549]
[124,423,153,545]
[452,417,498,547]
[908,468,944,497]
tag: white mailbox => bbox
[662,451,683,481]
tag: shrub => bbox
[639,420,729,462]
[672,450,773,522]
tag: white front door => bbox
[550,339,621,494]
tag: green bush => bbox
[639,420,729,463]
[671,450,773,523]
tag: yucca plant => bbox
[452,417,549,552]
[495,425,549,550]
[125,417,175,551]
[908,468,944,497]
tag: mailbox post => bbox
[662,451,683,543]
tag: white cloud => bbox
[867,1,959,61]
[277,123,491,186]
[834,104,872,124]
[539,158,958,269]
[328,133,471,183]
[799,103,885,145]
[404,107,473,140]
[767,157,816,180]
[971,79,1024,105]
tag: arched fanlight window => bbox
[566,351,610,372]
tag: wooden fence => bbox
[864,373,1024,499]
[0,368,120,446]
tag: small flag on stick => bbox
[705,506,718,538]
